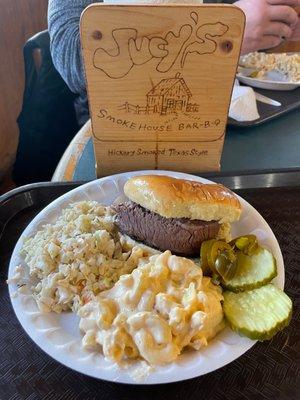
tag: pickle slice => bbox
[223,284,292,340]
[222,246,277,292]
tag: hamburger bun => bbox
[124,175,241,223]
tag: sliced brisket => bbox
[114,201,220,257]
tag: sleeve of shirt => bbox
[48,0,99,94]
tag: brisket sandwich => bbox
[114,175,241,257]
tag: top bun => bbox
[124,175,241,223]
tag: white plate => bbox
[8,170,284,384]
[236,74,300,91]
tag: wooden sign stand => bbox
[80,4,245,176]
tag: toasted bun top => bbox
[124,175,241,223]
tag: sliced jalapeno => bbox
[201,239,237,280]
[200,239,217,274]
[230,235,258,256]
[214,251,237,282]
[209,241,233,267]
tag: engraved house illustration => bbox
[148,73,195,115]
[120,73,199,116]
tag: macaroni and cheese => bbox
[79,250,224,366]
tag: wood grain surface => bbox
[81,4,245,176]
[0,0,48,179]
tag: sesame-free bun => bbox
[124,175,241,223]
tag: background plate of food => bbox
[237,52,300,91]
[7,171,289,384]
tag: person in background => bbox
[235,0,300,53]
[48,0,300,125]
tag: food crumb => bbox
[127,361,154,382]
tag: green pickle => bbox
[223,284,292,340]
[200,235,290,342]
[200,235,276,291]
[223,246,277,292]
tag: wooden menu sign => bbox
[80,4,245,176]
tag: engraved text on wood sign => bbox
[80,5,245,175]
